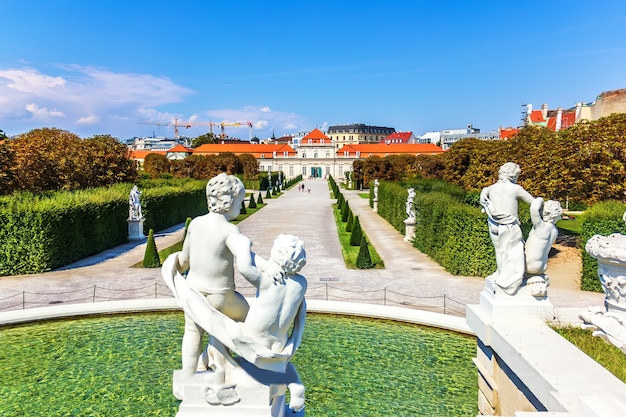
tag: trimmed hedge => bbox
[376,178,531,277]
[580,200,626,292]
[0,180,207,275]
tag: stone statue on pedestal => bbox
[128,185,143,220]
[127,185,144,240]
[373,179,379,212]
[162,173,307,415]
[405,188,416,221]
[480,162,535,295]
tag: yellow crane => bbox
[138,119,254,141]
[213,121,253,140]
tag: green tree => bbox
[356,236,374,269]
[350,216,363,246]
[143,153,171,178]
[11,128,83,191]
[346,210,354,232]
[239,153,259,180]
[0,142,17,194]
[257,192,264,204]
[191,132,219,148]
[248,194,257,208]
[82,134,137,186]
[143,229,161,268]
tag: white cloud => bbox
[76,114,100,124]
[0,65,194,136]
[25,103,66,119]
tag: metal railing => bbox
[0,283,468,317]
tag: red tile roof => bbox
[128,149,167,160]
[499,127,519,139]
[193,143,296,158]
[339,143,443,157]
[529,110,545,123]
[381,132,412,143]
[561,111,576,129]
[302,128,329,140]
[167,144,192,153]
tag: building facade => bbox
[440,124,499,150]
[327,124,396,148]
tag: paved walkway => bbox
[0,178,603,313]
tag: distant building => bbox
[522,87,626,132]
[440,124,499,150]
[130,137,180,150]
[415,131,441,144]
[126,127,452,182]
[327,123,396,148]
[380,131,417,144]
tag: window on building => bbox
[356,151,361,158]
[284,151,288,157]
[260,154,265,159]
[273,151,277,158]
[325,152,330,158]
[302,152,307,158]
[260,165,265,171]
[326,166,330,175]
[302,166,307,176]
[313,152,318,158]
[338,165,343,176]
[289,166,294,176]
[344,151,349,157]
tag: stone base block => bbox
[479,279,554,320]
[127,219,145,241]
[173,367,304,417]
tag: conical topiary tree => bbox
[265,188,272,199]
[248,194,257,209]
[356,236,374,269]
[350,216,363,246]
[143,229,161,268]
[257,192,264,204]
[341,201,350,222]
[346,210,354,232]
[240,200,247,215]
[272,186,277,195]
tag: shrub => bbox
[356,236,374,269]
[580,200,626,292]
[350,216,363,246]
[142,229,161,268]
[346,210,354,232]
[248,194,257,209]
[257,192,264,204]
[341,201,350,222]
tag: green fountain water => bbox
[0,312,477,416]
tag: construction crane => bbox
[214,121,253,140]
[138,118,254,141]
[204,120,254,140]
[136,118,193,139]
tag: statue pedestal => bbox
[478,279,554,320]
[173,367,302,417]
[127,218,145,241]
[372,200,378,212]
[403,218,415,242]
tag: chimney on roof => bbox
[556,107,563,132]
[541,103,549,120]
[575,102,583,122]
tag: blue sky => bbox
[1,1,625,141]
